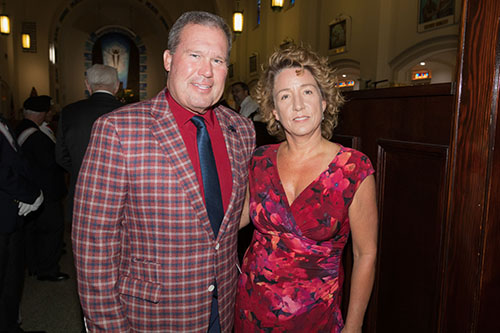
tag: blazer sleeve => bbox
[71,117,130,331]
[55,111,72,173]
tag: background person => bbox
[235,44,378,333]
[231,81,259,120]
[0,114,43,331]
[16,95,68,282]
[72,11,255,332]
[55,64,122,223]
[231,81,277,148]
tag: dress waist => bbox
[248,229,345,279]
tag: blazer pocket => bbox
[118,275,162,304]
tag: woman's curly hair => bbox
[255,44,344,140]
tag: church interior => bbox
[1,0,499,332]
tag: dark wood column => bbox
[442,0,500,331]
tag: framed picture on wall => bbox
[418,0,455,32]
[249,53,258,76]
[328,15,351,55]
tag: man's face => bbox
[163,24,229,114]
[231,84,248,108]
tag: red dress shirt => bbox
[166,90,232,211]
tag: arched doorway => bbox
[90,29,141,104]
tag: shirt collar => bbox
[166,89,216,129]
[92,90,114,96]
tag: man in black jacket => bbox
[0,114,43,331]
[16,95,69,282]
[55,64,122,221]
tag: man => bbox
[72,11,255,332]
[0,114,43,331]
[16,95,69,282]
[55,64,122,222]
[231,81,259,120]
[231,81,276,148]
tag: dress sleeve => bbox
[352,149,375,191]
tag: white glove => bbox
[18,201,32,216]
[31,191,44,210]
[17,191,44,216]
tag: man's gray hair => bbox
[85,64,119,92]
[167,11,232,60]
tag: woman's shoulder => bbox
[254,143,280,156]
[335,145,375,174]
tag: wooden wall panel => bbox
[335,84,455,332]
[374,140,449,333]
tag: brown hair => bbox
[255,44,344,140]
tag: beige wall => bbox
[226,0,461,95]
[0,0,462,113]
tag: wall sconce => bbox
[22,33,30,49]
[0,14,9,35]
[271,0,284,12]
[233,11,243,34]
[0,0,9,35]
[49,43,56,64]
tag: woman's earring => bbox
[322,114,325,121]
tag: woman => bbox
[234,45,378,333]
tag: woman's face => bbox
[272,67,326,139]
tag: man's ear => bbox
[85,80,92,94]
[163,50,172,72]
[112,82,120,95]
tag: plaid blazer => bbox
[72,89,255,332]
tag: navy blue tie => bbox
[191,116,224,237]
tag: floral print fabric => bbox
[234,144,375,332]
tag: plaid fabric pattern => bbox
[72,89,255,332]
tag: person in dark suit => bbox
[55,64,122,222]
[16,95,69,282]
[0,114,43,331]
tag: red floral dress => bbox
[234,144,375,332]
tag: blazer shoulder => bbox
[93,98,155,131]
[216,105,253,129]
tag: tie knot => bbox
[191,115,206,130]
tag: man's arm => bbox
[55,111,72,172]
[0,136,39,204]
[72,117,129,331]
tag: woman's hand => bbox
[239,186,250,230]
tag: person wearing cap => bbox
[16,95,69,282]
[0,113,44,331]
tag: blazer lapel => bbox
[148,90,214,238]
[214,107,244,239]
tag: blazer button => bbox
[215,243,220,250]
[208,284,215,292]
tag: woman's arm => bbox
[239,186,251,230]
[342,175,378,333]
